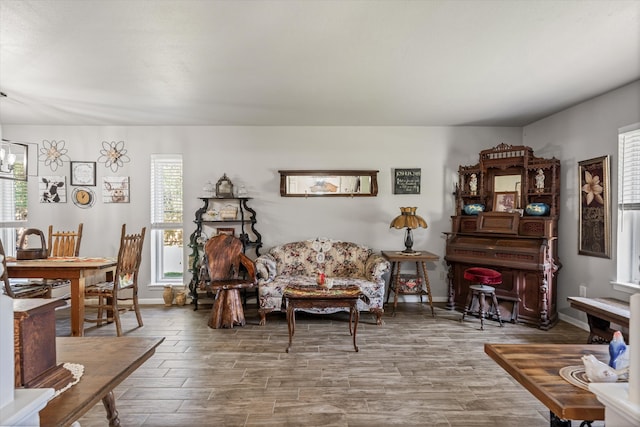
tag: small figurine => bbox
[469,173,478,195]
[608,330,629,370]
[535,168,545,192]
[582,354,620,383]
[316,271,326,286]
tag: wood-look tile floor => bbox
[54,302,604,427]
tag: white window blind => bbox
[150,154,183,226]
[0,179,27,225]
[150,154,184,284]
[619,126,640,211]
[617,124,640,286]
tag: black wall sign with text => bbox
[393,168,421,194]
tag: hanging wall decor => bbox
[98,140,130,172]
[39,140,70,172]
[578,155,611,258]
[102,176,130,203]
[39,176,67,203]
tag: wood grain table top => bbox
[39,336,164,427]
[381,250,440,262]
[484,343,607,421]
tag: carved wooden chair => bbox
[204,234,257,328]
[48,223,83,257]
[1,239,50,299]
[84,224,146,336]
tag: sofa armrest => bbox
[255,253,277,284]
[365,253,390,282]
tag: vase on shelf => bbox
[163,285,174,307]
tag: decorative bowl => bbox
[525,203,550,216]
[463,204,485,215]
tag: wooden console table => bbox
[39,336,164,427]
[381,250,439,316]
[283,285,365,352]
[485,343,606,426]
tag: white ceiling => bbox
[0,0,639,127]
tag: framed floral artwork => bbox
[578,155,610,258]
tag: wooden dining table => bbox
[485,343,608,426]
[6,257,117,337]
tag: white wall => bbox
[6,78,640,324]
[523,80,640,320]
[3,125,521,301]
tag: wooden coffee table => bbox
[283,285,366,352]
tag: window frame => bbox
[0,177,28,257]
[614,123,640,292]
[150,154,184,286]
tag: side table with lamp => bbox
[383,207,439,316]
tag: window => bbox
[0,168,28,257]
[617,124,640,287]
[150,154,183,285]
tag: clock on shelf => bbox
[72,187,96,208]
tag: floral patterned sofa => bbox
[255,238,390,325]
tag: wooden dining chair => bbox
[48,223,83,257]
[84,224,146,336]
[1,239,51,299]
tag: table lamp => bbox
[390,207,428,253]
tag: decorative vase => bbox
[525,203,550,216]
[175,291,187,306]
[163,285,174,307]
[463,204,485,215]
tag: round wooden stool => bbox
[461,267,504,330]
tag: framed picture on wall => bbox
[578,155,610,258]
[102,176,130,203]
[393,168,421,194]
[70,161,96,186]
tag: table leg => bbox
[392,261,402,315]
[420,261,435,317]
[349,305,354,336]
[286,301,295,353]
[352,305,359,352]
[385,261,396,305]
[102,390,121,427]
[70,277,86,337]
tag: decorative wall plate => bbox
[72,187,96,208]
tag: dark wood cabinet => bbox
[445,143,561,329]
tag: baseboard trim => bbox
[558,312,589,332]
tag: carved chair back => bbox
[48,223,83,257]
